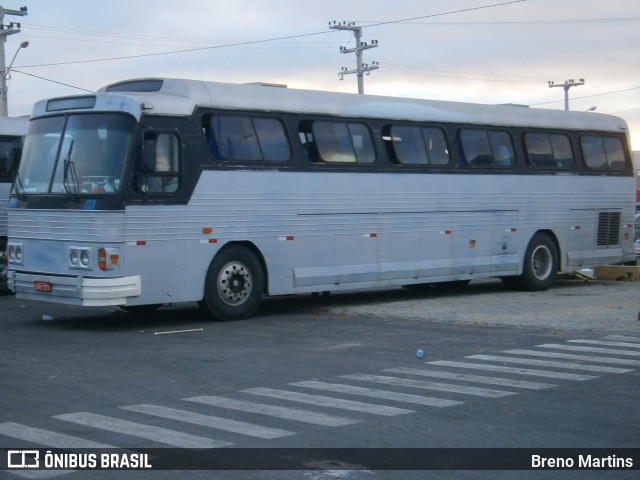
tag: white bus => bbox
[7,78,637,320]
[0,117,28,290]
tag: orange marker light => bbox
[98,248,107,271]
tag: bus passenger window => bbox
[385,125,450,166]
[386,126,429,164]
[525,133,574,169]
[137,132,180,194]
[0,138,19,179]
[206,115,290,162]
[460,129,514,167]
[254,118,291,161]
[581,135,627,171]
[312,121,375,164]
[423,127,450,165]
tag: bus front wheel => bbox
[515,233,558,291]
[201,246,264,321]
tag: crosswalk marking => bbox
[121,404,295,439]
[427,361,597,380]
[54,412,231,448]
[0,421,116,448]
[504,349,640,366]
[291,380,463,407]
[537,344,640,357]
[567,339,640,349]
[340,373,515,398]
[385,367,555,390]
[243,387,414,416]
[185,395,358,427]
[605,335,640,343]
[466,354,633,374]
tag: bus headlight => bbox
[8,243,24,265]
[68,247,92,270]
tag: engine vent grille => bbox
[597,211,621,246]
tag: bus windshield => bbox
[16,113,135,194]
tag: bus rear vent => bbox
[597,211,621,246]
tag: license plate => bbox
[33,281,53,293]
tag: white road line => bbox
[567,339,640,349]
[339,374,515,398]
[385,367,555,390]
[466,355,633,374]
[504,349,640,366]
[426,361,596,380]
[0,422,117,449]
[536,344,640,357]
[291,381,463,408]
[605,335,640,343]
[243,387,414,416]
[185,395,358,427]
[121,404,295,439]
[53,412,230,448]
[2,470,71,479]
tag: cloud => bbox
[7,0,640,150]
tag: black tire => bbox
[516,233,558,291]
[201,246,264,321]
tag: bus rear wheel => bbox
[201,246,264,321]
[515,233,558,291]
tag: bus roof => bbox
[0,116,28,136]
[36,77,628,134]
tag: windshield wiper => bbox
[12,170,27,200]
[62,140,79,195]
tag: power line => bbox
[532,86,640,106]
[16,0,528,69]
[16,29,335,68]
[379,62,545,83]
[12,69,93,92]
[358,16,640,26]
[361,0,527,28]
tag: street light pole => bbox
[547,78,585,111]
[329,21,379,94]
[0,5,28,117]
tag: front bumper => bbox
[8,271,141,306]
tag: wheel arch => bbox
[531,228,562,273]
[207,241,269,297]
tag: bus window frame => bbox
[580,134,628,172]
[205,113,292,164]
[383,124,451,167]
[135,130,182,195]
[459,128,516,169]
[300,119,377,165]
[524,131,575,170]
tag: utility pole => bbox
[329,21,378,94]
[0,5,27,117]
[547,78,584,111]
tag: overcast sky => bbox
[4,0,640,150]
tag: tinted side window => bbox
[207,115,290,162]
[137,132,180,194]
[0,137,20,181]
[525,133,574,168]
[385,125,450,166]
[460,129,515,167]
[581,135,627,171]
[311,121,375,164]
